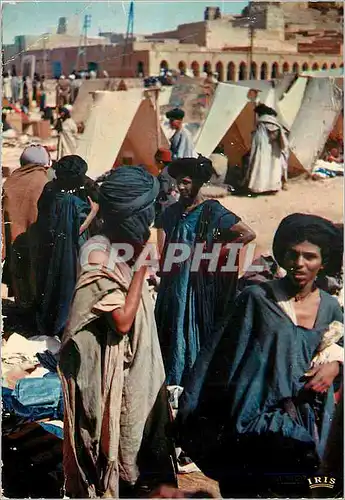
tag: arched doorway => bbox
[227,62,236,81]
[282,62,289,73]
[340,63,344,69]
[302,63,309,71]
[312,63,319,71]
[137,61,144,76]
[331,63,337,69]
[292,62,299,73]
[203,61,212,75]
[250,61,257,79]
[191,61,200,77]
[160,60,169,71]
[215,61,224,81]
[271,62,279,78]
[238,62,247,81]
[322,63,328,70]
[260,62,268,80]
[178,61,187,75]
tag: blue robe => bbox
[35,184,91,336]
[177,283,342,494]
[170,128,197,159]
[155,200,240,386]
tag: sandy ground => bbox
[221,176,343,251]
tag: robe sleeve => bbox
[92,287,126,313]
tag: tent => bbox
[194,82,281,167]
[76,90,169,179]
[288,76,343,172]
[71,78,143,125]
[277,76,308,129]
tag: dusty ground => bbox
[221,176,343,251]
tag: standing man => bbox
[166,108,198,159]
[56,107,78,159]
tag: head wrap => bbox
[168,156,214,184]
[273,213,343,276]
[259,114,281,132]
[166,108,185,120]
[156,148,172,163]
[54,155,88,183]
[255,104,277,118]
[100,166,160,244]
[20,144,50,167]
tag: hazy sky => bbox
[3,1,248,44]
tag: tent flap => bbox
[194,83,251,157]
[76,90,143,179]
[288,77,343,172]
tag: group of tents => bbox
[72,70,344,181]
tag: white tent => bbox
[76,90,169,179]
[288,77,343,172]
[194,81,276,160]
[277,76,308,129]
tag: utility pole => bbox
[122,1,134,74]
[76,14,91,72]
[248,14,256,80]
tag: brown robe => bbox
[2,164,48,308]
[59,236,176,498]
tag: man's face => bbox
[169,119,182,130]
[176,175,202,201]
[284,241,323,289]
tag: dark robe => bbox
[155,199,240,386]
[177,283,342,497]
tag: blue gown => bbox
[177,282,342,495]
[155,199,240,386]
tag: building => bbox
[4,2,343,79]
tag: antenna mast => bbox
[76,14,92,72]
[122,1,134,74]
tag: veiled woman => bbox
[35,155,99,337]
[58,166,176,498]
[177,213,343,498]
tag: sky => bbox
[3,1,248,44]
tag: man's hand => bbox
[304,361,340,393]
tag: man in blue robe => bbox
[166,108,198,159]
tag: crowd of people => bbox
[1,62,344,497]
[2,116,343,497]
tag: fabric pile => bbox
[2,333,63,425]
[312,159,344,179]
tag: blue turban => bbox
[99,166,160,244]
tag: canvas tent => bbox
[194,81,283,167]
[71,78,143,125]
[76,90,169,179]
[288,76,343,173]
[277,76,308,129]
